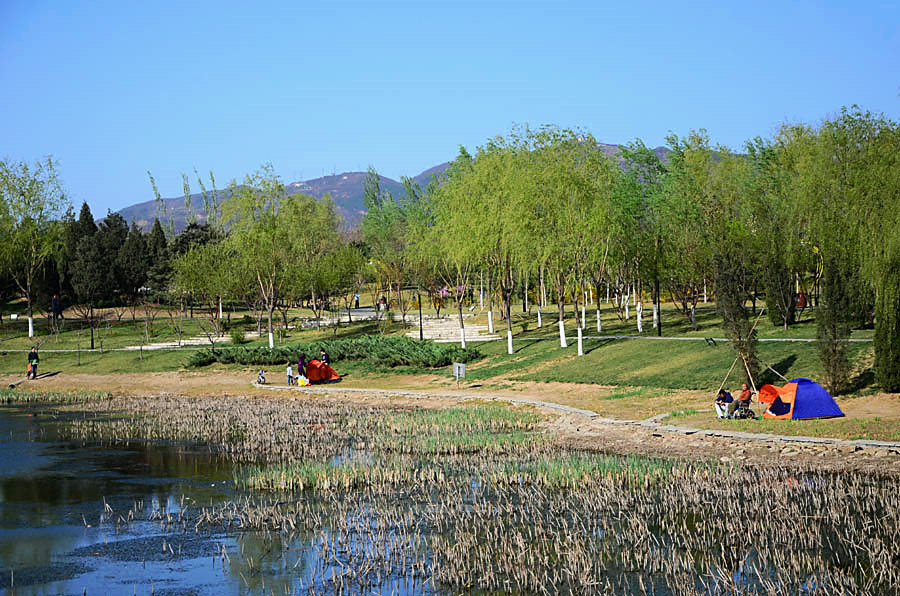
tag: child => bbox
[257,369,266,384]
[287,364,294,386]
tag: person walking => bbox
[27,347,39,380]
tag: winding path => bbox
[254,382,900,453]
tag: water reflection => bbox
[0,405,247,594]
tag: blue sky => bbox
[2,0,898,216]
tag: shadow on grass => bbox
[846,368,876,394]
[760,355,798,385]
[583,339,614,355]
[513,339,542,354]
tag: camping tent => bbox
[306,359,340,383]
[757,378,844,420]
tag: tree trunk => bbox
[505,290,513,355]
[557,284,567,348]
[27,296,34,338]
[457,297,466,349]
[267,302,275,349]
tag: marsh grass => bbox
[0,388,111,403]
[29,392,900,595]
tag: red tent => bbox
[306,359,340,383]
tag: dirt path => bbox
[5,370,898,473]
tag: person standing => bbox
[354,293,360,309]
[51,295,63,322]
[286,363,294,386]
[27,347,39,380]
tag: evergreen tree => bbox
[97,211,129,299]
[71,235,113,348]
[146,218,170,301]
[117,223,149,308]
[816,255,853,394]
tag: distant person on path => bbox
[27,347,39,379]
[354,293,360,309]
[714,389,733,418]
[286,363,294,386]
[319,349,330,365]
[727,383,752,418]
[51,295,63,322]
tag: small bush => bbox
[229,327,249,345]
[186,336,483,369]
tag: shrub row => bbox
[185,336,482,369]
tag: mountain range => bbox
[117,143,670,232]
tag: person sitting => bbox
[714,389,733,418]
[319,349,330,365]
[727,383,752,418]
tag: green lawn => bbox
[0,299,878,395]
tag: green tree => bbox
[117,223,149,319]
[0,157,69,337]
[145,218,170,302]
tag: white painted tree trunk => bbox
[537,308,543,328]
[625,301,630,320]
[637,301,643,333]
[633,284,637,306]
[218,297,223,320]
[479,273,484,310]
[653,303,658,328]
[704,280,707,303]
[606,283,610,303]
[540,269,546,307]
[577,326,584,356]
[487,310,494,334]
[596,308,602,333]
[28,316,34,338]
[506,329,513,355]
[589,286,593,305]
[460,325,466,349]
[268,332,274,349]
[581,305,586,329]
[558,320,567,348]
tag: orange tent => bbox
[758,378,843,420]
[305,359,340,383]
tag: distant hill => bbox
[117,142,670,232]
[118,165,450,233]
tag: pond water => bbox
[0,404,311,596]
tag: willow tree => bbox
[527,128,619,353]
[221,165,293,349]
[280,193,343,328]
[361,168,412,324]
[620,140,667,336]
[0,157,69,337]
[408,148,478,348]
[794,108,900,391]
[657,132,716,330]
[171,240,243,337]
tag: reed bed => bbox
[0,388,112,403]
[42,394,900,594]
